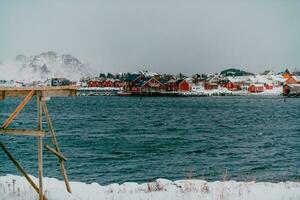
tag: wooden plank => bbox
[42,101,72,193]
[0,142,47,200]
[37,93,44,200]
[41,89,77,98]
[2,91,31,98]
[44,145,67,161]
[0,86,77,98]
[1,90,35,129]
[0,129,45,136]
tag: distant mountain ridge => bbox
[0,51,90,82]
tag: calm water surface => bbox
[0,96,299,184]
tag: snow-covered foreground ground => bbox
[1,175,300,200]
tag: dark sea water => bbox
[0,96,300,185]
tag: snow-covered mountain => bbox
[0,51,91,82]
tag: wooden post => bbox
[41,101,72,193]
[37,93,43,200]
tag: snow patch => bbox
[1,174,300,200]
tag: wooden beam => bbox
[0,142,47,200]
[0,91,32,98]
[41,89,77,98]
[1,90,35,129]
[42,100,72,193]
[0,129,45,137]
[0,86,77,98]
[37,94,44,200]
[44,145,67,161]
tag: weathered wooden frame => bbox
[0,86,76,200]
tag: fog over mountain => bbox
[0,51,91,82]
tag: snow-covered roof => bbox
[133,70,158,77]
[260,70,276,76]
[105,78,116,82]
[287,83,300,87]
[248,75,273,84]
[270,75,286,82]
[208,75,222,83]
[250,84,264,87]
[185,77,193,84]
[227,75,253,83]
[292,76,300,82]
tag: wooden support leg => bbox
[37,94,43,200]
[1,90,35,129]
[41,101,72,193]
[44,144,67,161]
[0,141,39,192]
[38,137,43,200]
[0,142,48,200]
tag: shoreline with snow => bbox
[1,174,300,200]
[77,86,283,97]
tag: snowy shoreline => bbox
[1,174,300,200]
[76,86,283,97]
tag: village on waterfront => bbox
[1,68,300,97]
[3,0,300,199]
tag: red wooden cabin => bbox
[204,82,218,90]
[124,74,144,92]
[141,77,165,92]
[165,79,178,91]
[264,84,273,90]
[114,80,125,87]
[223,82,238,91]
[102,79,114,87]
[178,79,192,91]
[88,80,102,87]
[179,80,191,91]
[248,84,264,93]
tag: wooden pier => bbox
[0,86,77,200]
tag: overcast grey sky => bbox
[0,0,299,74]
